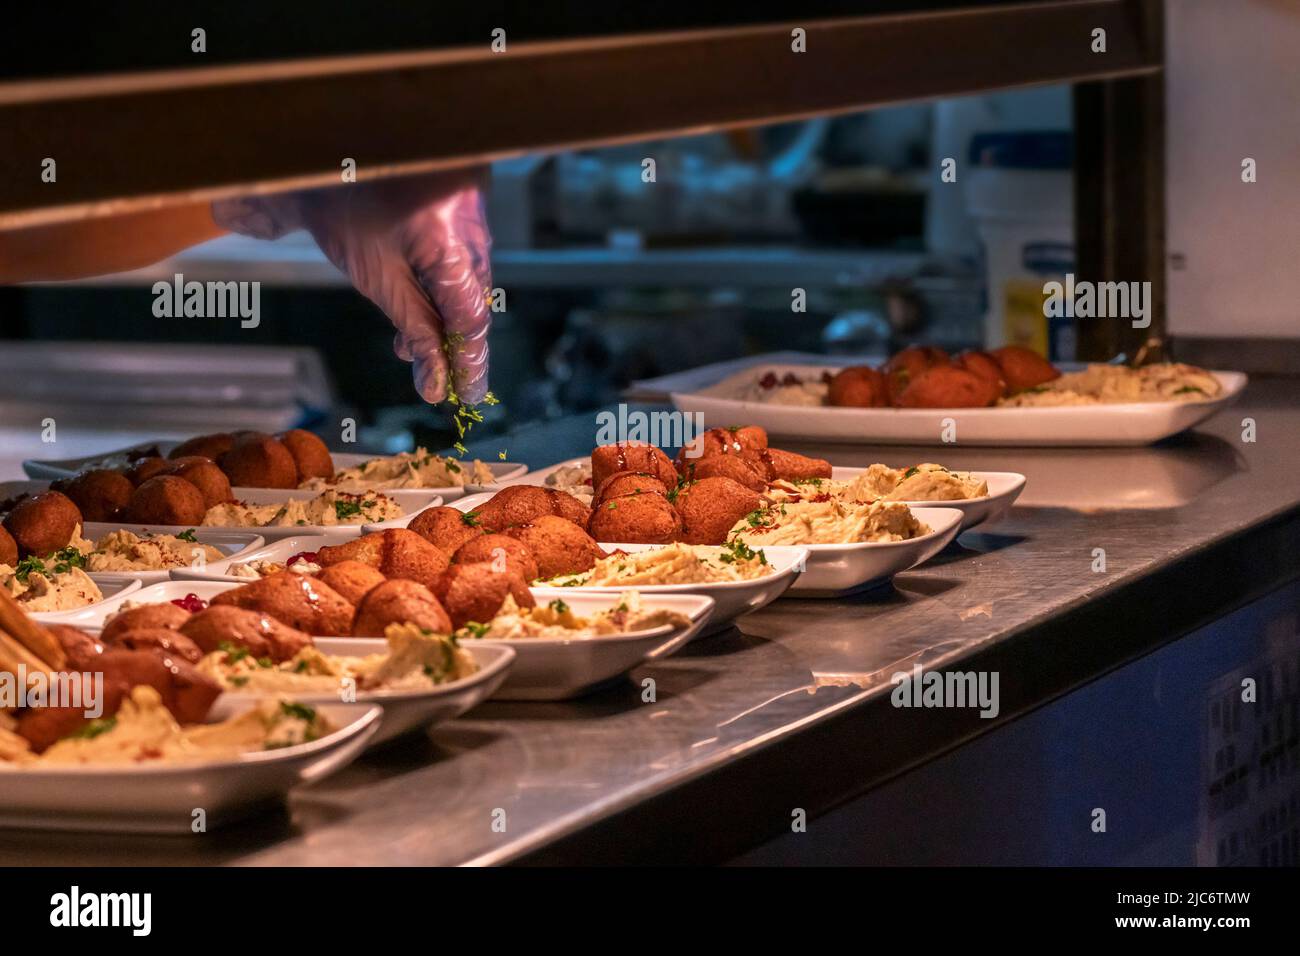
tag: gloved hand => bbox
[213,167,493,404]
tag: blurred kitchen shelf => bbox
[53,233,944,289]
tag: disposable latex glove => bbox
[213,167,493,404]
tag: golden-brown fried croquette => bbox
[218,433,299,489]
[0,526,17,566]
[408,505,488,552]
[123,456,171,487]
[2,491,82,558]
[756,447,833,482]
[882,346,949,404]
[592,471,670,505]
[169,433,235,462]
[588,492,682,544]
[676,454,767,491]
[314,560,387,606]
[316,529,450,590]
[502,515,604,579]
[101,602,192,643]
[209,571,355,636]
[954,351,1008,397]
[989,345,1061,392]
[159,457,233,508]
[277,429,334,482]
[352,579,452,637]
[180,604,313,661]
[434,561,536,629]
[673,477,762,546]
[471,486,591,532]
[591,443,679,489]
[45,623,105,670]
[453,534,540,582]
[56,469,135,522]
[125,476,207,526]
[897,364,1001,408]
[828,366,890,408]
[106,627,203,664]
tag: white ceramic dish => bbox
[538,543,806,634]
[471,591,714,700]
[785,505,965,596]
[491,460,1025,531]
[29,576,143,624]
[208,489,442,542]
[49,579,234,630]
[670,363,1248,447]
[76,524,265,585]
[22,442,526,503]
[217,643,515,745]
[0,703,381,833]
[168,534,333,583]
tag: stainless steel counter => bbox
[6,379,1299,865]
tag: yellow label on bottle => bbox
[1003,280,1050,357]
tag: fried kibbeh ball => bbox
[592,471,670,505]
[180,604,313,662]
[352,579,452,637]
[896,364,1001,408]
[125,475,207,526]
[124,456,171,487]
[434,561,536,629]
[277,429,334,482]
[502,515,604,579]
[160,457,233,508]
[0,526,17,566]
[675,425,769,470]
[990,345,1061,392]
[828,366,890,408]
[673,477,762,546]
[107,627,203,664]
[316,528,450,590]
[3,490,82,558]
[314,560,387,606]
[758,447,833,482]
[472,486,591,532]
[218,433,299,489]
[676,454,767,491]
[169,433,235,462]
[209,571,355,637]
[56,469,135,522]
[591,443,679,489]
[453,534,540,583]
[408,505,488,552]
[954,351,1008,397]
[588,492,682,544]
[882,346,949,404]
[101,602,192,643]
[46,623,107,670]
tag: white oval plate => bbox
[0,703,381,833]
[215,643,515,746]
[538,543,806,635]
[77,524,265,585]
[50,579,235,630]
[785,505,964,596]
[29,576,143,624]
[471,591,714,701]
[168,534,334,583]
[22,443,526,502]
[671,364,1248,447]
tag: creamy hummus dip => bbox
[301,448,494,492]
[199,623,476,694]
[545,542,775,587]
[79,529,224,573]
[0,554,103,612]
[544,464,595,505]
[999,362,1221,407]
[729,499,929,546]
[0,686,333,766]
[203,490,403,528]
[708,368,831,406]
[772,464,986,504]
[230,556,321,579]
[459,592,689,640]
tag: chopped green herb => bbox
[176,529,198,543]
[67,716,117,740]
[463,621,491,639]
[334,499,365,521]
[279,701,318,722]
[461,510,481,527]
[217,640,250,663]
[548,599,570,615]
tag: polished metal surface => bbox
[4,379,1298,865]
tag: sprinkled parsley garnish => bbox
[463,621,490,639]
[67,716,117,740]
[334,499,365,521]
[279,702,318,722]
[176,529,198,542]
[548,599,570,614]
[461,510,481,527]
